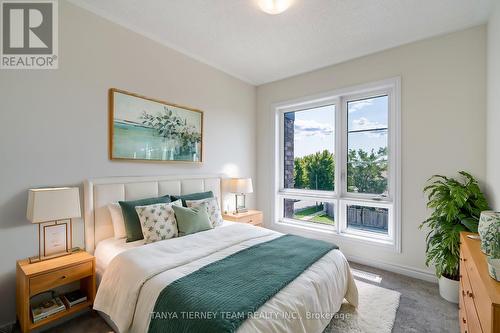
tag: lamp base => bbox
[28,247,82,264]
[30,219,81,264]
[234,194,248,214]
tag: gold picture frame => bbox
[109,88,204,163]
[41,221,70,257]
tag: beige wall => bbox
[0,2,256,326]
[487,2,500,210]
[256,26,487,278]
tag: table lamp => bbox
[26,187,81,263]
[224,178,253,214]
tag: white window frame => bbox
[273,77,401,252]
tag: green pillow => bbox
[173,204,213,236]
[119,195,171,242]
[170,191,214,207]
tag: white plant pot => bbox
[438,276,459,303]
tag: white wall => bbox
[256,26,487,279]
[487,2,500,210]
[0,2,256,326]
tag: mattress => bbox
[94,220,236,282]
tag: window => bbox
[346,204,388,234]
[347,96,388,195]
[283,105,336,192]
[283,198,335,226]
[275,78,400,250]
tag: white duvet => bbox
[94,223,358,333]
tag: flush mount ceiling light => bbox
[258,0,293,15]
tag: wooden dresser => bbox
[459,232,500,333]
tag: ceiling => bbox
[68,0,492,85]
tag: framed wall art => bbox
[109,88,203,163]
[42,222,70,257]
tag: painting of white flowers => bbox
[109,89,203,163]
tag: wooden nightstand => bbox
[223,210,263,227]
[16,251,96,333]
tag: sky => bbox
[292,95,388,157]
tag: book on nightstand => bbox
[61,290,87,308]
[31,297,66,323]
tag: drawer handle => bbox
[249,219,253,222]
[462,290,466,296]
[462,318,466,324]
[467,291,474,299]
[61,275,67,280]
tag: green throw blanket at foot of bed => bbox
[148,234,338,333]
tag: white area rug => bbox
[324,280,401,333]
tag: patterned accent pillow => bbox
[135,200,182,244]
[186,197,223,227]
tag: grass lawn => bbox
[294,206,322,218]
[293,205,335,225]
[310,215,335,224]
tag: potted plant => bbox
[420,171,489,303]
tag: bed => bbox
[84,175,358,333]
[93,220,236,283]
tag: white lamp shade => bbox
[223,178,253,194]
[27,187,81,223]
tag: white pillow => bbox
[107,203,126,239]
[135,200,183,244]
[186,197,223,228]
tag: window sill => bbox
[274,219,399,252]
[280,218,335,233]
[338,230,395,248]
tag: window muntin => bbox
[283,105,336,191]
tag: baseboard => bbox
[346,254,438,283]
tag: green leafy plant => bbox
[140,106,184,140]
[420,171,489,280]
[347,147,388,194]
[293,150,335,191]
[292,148,388,193]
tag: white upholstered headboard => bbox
[84,175,222,254]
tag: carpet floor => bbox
[9,261,458,333]
[350,262,458,333]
